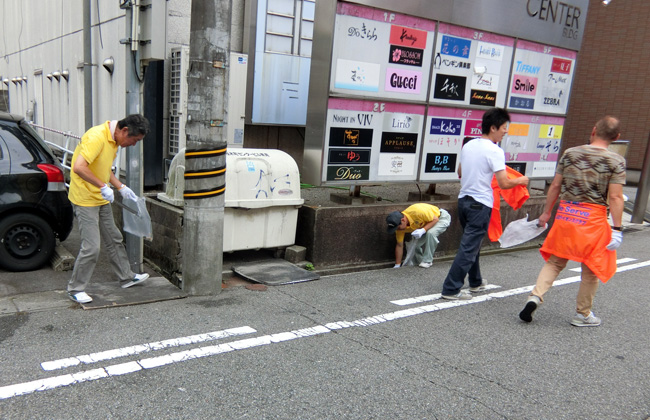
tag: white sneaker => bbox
[68,291,92,304]
[570,311,601,327]
[121,273,150,289]
[469,279,488,293]
[419,262,433,268]
[441,291,472,301]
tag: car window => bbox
[21,121,58,161]
[0,136,8,176]
[0,120,49,165]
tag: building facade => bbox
[0,0,647,189]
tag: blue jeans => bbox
[441,196,492,295]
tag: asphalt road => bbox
[1,222,649,419]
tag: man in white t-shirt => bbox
[441,108,529,300]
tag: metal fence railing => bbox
[27,122,122,178]
[27,122,80,172]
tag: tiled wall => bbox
[565,0,650,170]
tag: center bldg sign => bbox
[303,0,589,186]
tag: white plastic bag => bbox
[402,239,418,266]
[122,196,153,239]
[498,214,547,248]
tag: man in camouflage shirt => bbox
[519,116,626,327]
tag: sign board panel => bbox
[502,113,565,177]
[330,3,436,103]
[346,0,589,51]
[507,40,577,115]
[429,24,514,108]
[419,107,485,182]
[303,0,589,186]
[418,109,565,182]
[323,98,425,182]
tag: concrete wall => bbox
[296,197,548,269]
[143,198,184,284]
[141,194,548,279]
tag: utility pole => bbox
[123,0,144,272]
[182,0,231,294]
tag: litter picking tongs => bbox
[113,199,139,215]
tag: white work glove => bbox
[606,230,622,250]
[393,264,401,269]
[100,184,114,203]
[411,228,426,239]
[119,185,138,201]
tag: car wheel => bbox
[0,213,56,272]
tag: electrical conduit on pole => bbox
[182,0,230,295]
[124,0,144,272]
[83,0,92,131]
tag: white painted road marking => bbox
[391,284,501,306]
[2,259,650,400]
[0,326,330,400]
[41,326,257,371]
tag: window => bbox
[265,0,315,57]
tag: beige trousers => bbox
[68,204,134,293]
[531,255,599,317]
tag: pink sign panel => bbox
[511,74,538,96]
[328,98,425,114]
[385,68,422,94]
[336,3,436,31]
[464,119,483,137]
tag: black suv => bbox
[0,111,73,271]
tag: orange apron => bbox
[540,200,616,282]
[488,166,530,241]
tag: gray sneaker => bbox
[570,312,601,327]
[469,279,488,293]
[441,291,472,300]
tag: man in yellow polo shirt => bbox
[67,114,150,304]
[386,203,451,268]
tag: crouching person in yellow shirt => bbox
[386,203,451,269]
